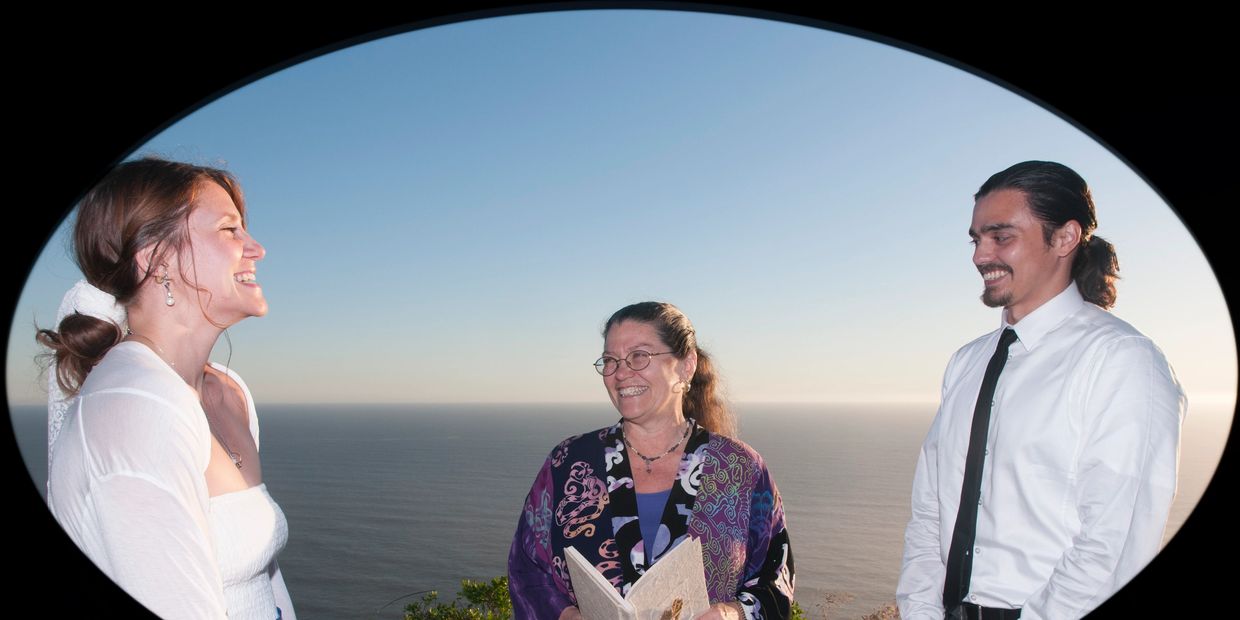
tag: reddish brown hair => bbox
[603,301,737,437]
[37,157,246,395]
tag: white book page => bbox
[566,545,635,620]
[624,537,711,620]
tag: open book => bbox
[566,537,710,620]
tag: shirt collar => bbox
[1002,284,1088,351]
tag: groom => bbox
[897,161,1186,619]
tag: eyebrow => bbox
[968,222,1017,238]
[602,342,658,355]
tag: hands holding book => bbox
[558,602,742,619]
[693,602,744,619]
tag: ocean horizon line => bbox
[9,395,1237,407]
[5,399,949,412]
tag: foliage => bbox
[791,599,808,619]
[399,576,892,619]
[403,577,512,620]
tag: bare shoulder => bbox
[200,365,249,424]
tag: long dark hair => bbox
[603,301,736,437]
[36,157,246,395]
[975,160,1118,308]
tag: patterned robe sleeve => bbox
[508,457,574,620]
[736,462,795,620]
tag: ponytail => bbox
[37,313,124,396]
[684,347,736,437]
[1073,235,1119,309]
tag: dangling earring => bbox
[158,268,175,307]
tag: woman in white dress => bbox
[39,157,295,620]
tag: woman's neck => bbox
[125,305,223,394]
[623,411,689,448]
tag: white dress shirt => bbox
[897,284,1185,620]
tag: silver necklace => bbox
[125,329,175,368]
[623,419,693,474]
[200,384,244,470]
[127,330,242,469]
[210,424,244,470]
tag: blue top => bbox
[636,488,673,561]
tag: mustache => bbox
[977,263,1013,276]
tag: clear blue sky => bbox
[7,10,1234,409]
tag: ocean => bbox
[8,402,1231,619]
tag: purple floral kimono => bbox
[508,420,794,619]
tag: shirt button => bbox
[970,595,978,602]
[978,497,983,506]
[975,546,981,554]
[984,448,989,456]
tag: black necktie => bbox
[943,327,1018,616]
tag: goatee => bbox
[981,289,1013,308]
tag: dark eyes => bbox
[969,235,1011,246]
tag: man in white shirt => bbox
[897,161,1185,620]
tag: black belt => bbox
[958,602,1021,620]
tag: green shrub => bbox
[402,575,817,619]
[790,599,808,619]
[404,577,512,620]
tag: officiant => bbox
[507,301,796,620]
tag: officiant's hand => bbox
[559,605,583,620]
[694,602,743,620]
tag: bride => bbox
[39,157,295,619]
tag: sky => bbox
[5,10,1235,411]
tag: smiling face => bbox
[176,181,268,325]
[602,319,695,427]
[970,188,1077,323]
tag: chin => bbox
[221,304,268,323]
[616,402,651,421]
[243,296,270,317]
[981,290,1012,308]
[615,403,641,419]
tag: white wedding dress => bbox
[48,342,296,619]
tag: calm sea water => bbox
[9,402,1231,619]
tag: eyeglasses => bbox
[594,350,675,376]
